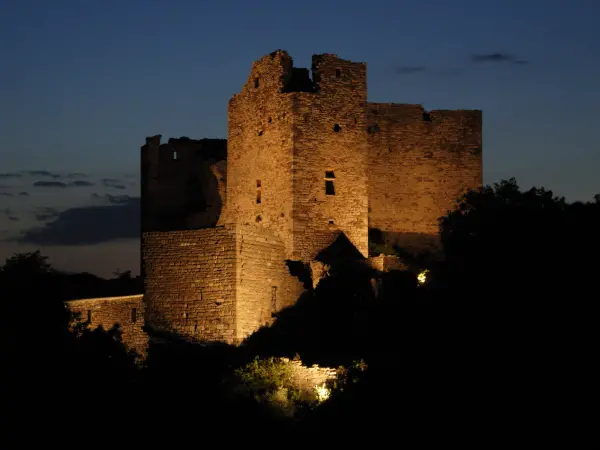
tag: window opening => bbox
[256,180,262,204]
[333,124,341,132]
[87,310,92,322]
[335,69,341,78]
[254,77,259,88]
[131,308,137,323]
[173,151,179,160]
[325,171,336,196]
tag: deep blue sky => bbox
[0,0,599,276]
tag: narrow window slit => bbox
[325,171,336,196]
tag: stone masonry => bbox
[65,295,147,356]
[67,49,482,349]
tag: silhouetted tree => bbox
[0,251,138,441]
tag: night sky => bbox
[1,0,598,277]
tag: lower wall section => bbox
[236,226,306,340]
[65,295,147,355]
[143,227,237,344]
[143,225,307,345]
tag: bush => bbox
[229,356,320,419]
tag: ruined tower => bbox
[223,50,369,261]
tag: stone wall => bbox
[366,103,482,256]
[143,227,238,343]
[143,225,306,344]
[65,295,147,355]
[141,135,227,232]
[225,51,296,258]
[366,255,408,272]
[235,225,306,340]
[290,54,369,261]
[280,357,338,392]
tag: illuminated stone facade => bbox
[68,50,482,348]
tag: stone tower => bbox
[223,50,369,261]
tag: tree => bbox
[1,250,52,276]
[439,178,570,283]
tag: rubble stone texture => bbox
[67,50,482,348]
[279,357,338,393]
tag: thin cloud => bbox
[4,208,18,221]
[33,181,68,188]
[470,52,527,64]
[15,197,140,245]
[395,65,426,75]
[67,172,89,178]
[34,207,61,222]
[0,173,22,178]
[102,178,126,189]
[106,194,133,204]
[18,192,29,196]
[25,170,61,178]
[91,193,133,204]
[0,192,14,197]
[33,180,95,188]
[69,180,95,187]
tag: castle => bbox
[66,50,482,352]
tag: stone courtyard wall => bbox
[65,294,147,355]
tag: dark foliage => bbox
[3,179,597,444]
